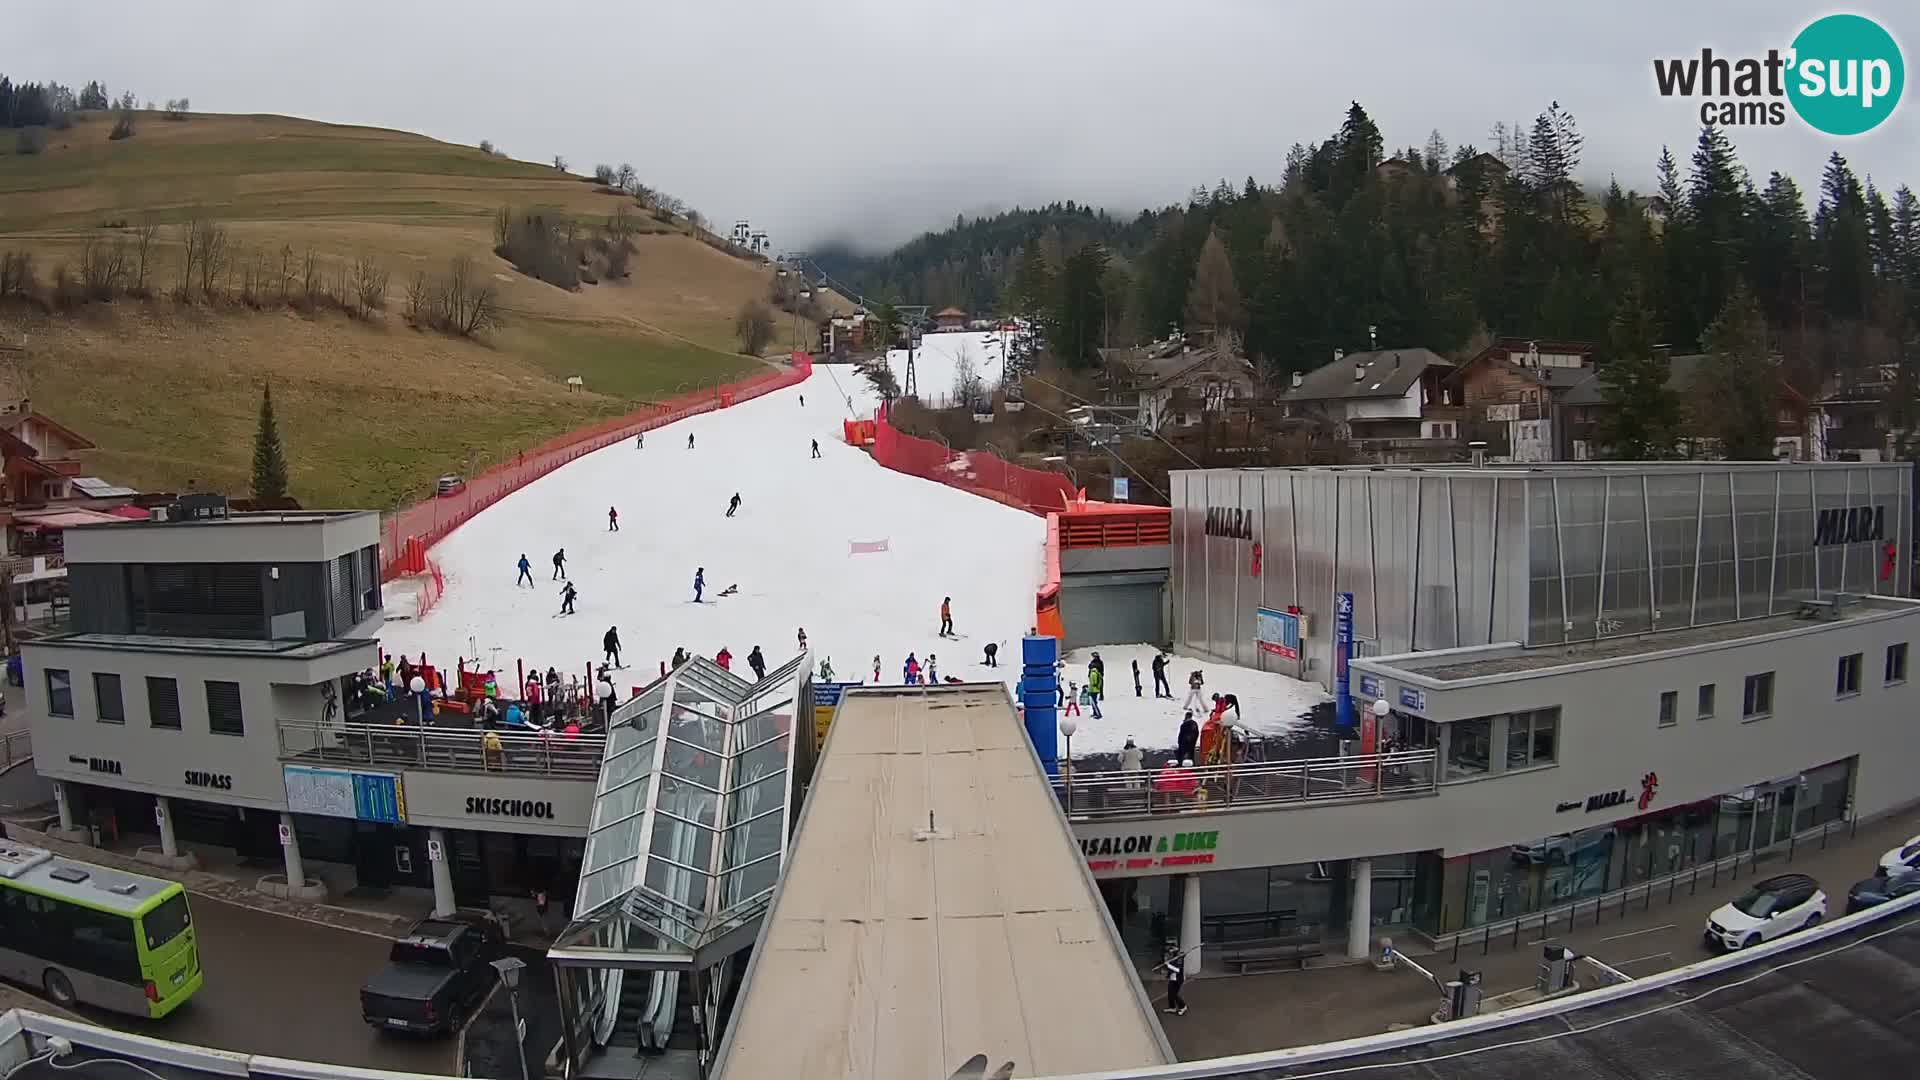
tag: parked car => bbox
[360,912,504,1036]
[1510,831,1608,864]
[1876,834,1920,875]
[1846,869,1920,914]
[435,475,466,497]
[1704,873,1826,951]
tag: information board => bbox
[283,765,406,825]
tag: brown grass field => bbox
[0,110,789,508]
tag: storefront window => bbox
[1446,717,1492,779]
[1505,708,1559,769]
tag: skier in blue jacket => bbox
[515,554,533,587]
[693,567,705,603]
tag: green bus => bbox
[0,843,201,1018]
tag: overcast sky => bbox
[13,2,1918,252]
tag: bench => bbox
[1222,936,1325,973]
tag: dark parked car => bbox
[360,912,504,1036]
[1846,869,1920,914]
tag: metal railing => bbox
[1053,749,1438,818]
[276,719,605,778]
[0,730,31,770]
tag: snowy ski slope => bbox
[886,330,1008,408]
[380,357,1045,697]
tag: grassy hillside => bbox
[0,111,786,509]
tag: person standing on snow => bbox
[559,581,578,615]
[1132,658,1143,697]
[1183,669,1206,712]
[1088,652,1106,701]
[693,567,705,603]
[635,432,644,449]
[1151,653,1172,698]
[747,646,767,680]
[1176,711,1200,762]
[797,627,808,652]
[939,597,953,637]
[926,654,938,682]
[811,438,821,459]
[799,393,805,407]
[608,506,619,532]
[903,653,920,684]
[872,655,883,683]
[687,432,695,450]
[715,646,732,671]
[1062,680,1082,717]
[516,553,533,587]
[726,493,742,518]
[603,626,622,668]
[552,548,567,580]
[983,642,998,668]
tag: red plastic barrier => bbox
[381,354,813,579]
[870,406,1074,517]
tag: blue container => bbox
[1019,636,1061,775]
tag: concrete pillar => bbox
[280,812,306,890]
[1347,858,1374,960]
[155,797,179,858]
[428,828,456,918]
[1179,873,1203,974]
[54,782,75,831]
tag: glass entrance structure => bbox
[548,653,813,1077]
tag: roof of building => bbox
[23,634,377,660]
[80,509,375,529]
[1561,369,1607,406]
[3,412,96,452]
[1284,348,1453,402]
[1364,596,1917,683]
[712,685,1170,1080]
[1204,899,1920,1080]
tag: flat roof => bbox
[77,509,375,529]
[1215,901,1920,1080]
[25,633,375,660]
[714,685,1169,1080]
[1371,598,1917,683]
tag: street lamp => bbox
[1059,717,1078,811]
[409,675,428,724]
[490,956,531,1080]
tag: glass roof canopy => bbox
[552,652,808,969]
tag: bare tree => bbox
[192,218,229,299]
[132,218,160,294]
[405,271,431,324]
[734,299,775,355]
[301,248,320,304]
[1184,226,1243,333]
[0,252,37,300]
[351,255,390,315]
[615,163,637,194]
[177,214,201,301]
[951,343,984,407]
[552,155,568,173]
[79,233,131,299]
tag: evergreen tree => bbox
[1049,243,1110,368]
[1329,101,1383,206]
[1683,124,1749,340]
[1747,172,1811,331]
[1184,227,1243,333]
[1814,151,1872,321]
[250,383,290,500]
[1694,284,1777,460]
[1008,238,1053,320]
[1596,285,1680,458]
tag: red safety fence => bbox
[381,352,814,579]
[416,557,446,619]
[870,407,1076,517]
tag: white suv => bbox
[1704,873,1827,951]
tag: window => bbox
[147,677,181,730]
[1446,716,1492,779]
[93,673,124,724]
[205,680,244,736]
[1505,708,1559,768]
[43,670,73,718]
[1697,683,1715,719]
[1887,643,1908,685]
[1657,690,1678,728]
[1837,652,1863,697]
[1743,672,1774,719]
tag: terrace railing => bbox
[277,719,605,778]
[1053,749,1438,819]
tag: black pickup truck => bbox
[360,912,504,1036]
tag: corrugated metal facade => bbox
[1172,463,1913,689]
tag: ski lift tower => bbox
[895,306,930,398]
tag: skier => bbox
[811,438,821,459]
[1088,652,1106,701]
[525,675,544,724]
[715,646,732,671]
[747,645,767,680]
[718,583,740,597]
[926,654,938,682]
[559,581,578,615]
[603,626,622,668]
[670,647,689,669]
[1182,669,1206,713]
[687,432,695,450]
[1063,680,1082,717]
[872,655,883,683]
[551,548,567,580]
[608,506,619,532]
[1087,663,1104,705]
[939,597,953,637]
[635,432,644,449]
[983,642,998,668]
[796,627,808,652]
[799,393,805,407]
[903,653,921,684]
[1085,679,1102,720]
[726,493,742,518]
[693,567,705,603]
[1210,692,1241,721]
[1132,658,1143,697]
[516,553,533,587]
[818,656,834,681]
[1151,652,1172,698]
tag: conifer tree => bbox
[250,383,290,500]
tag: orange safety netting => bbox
[870,406,1076,517]
[381,353,814,579]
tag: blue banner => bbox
[353,773,406,825]
[810,681,862,707]
[1335,592,1354,731]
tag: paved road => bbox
[1168,806,1920,1059]
[74,894,456,1074]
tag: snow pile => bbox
[1049,644,1327,758]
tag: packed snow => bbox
[382,343,1328,761]
[1049,644,1326,758]
[381,362,1045,697]
[886,330,1008,408]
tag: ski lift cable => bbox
[1010,393,1170,503]
[1019,371,1206,470]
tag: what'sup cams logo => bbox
[1654,14,1904,135]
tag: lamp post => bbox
[409,675,428,725]
[1059,717,1077,812]
[490,956,531,1080]
[1372,696,1392,790]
